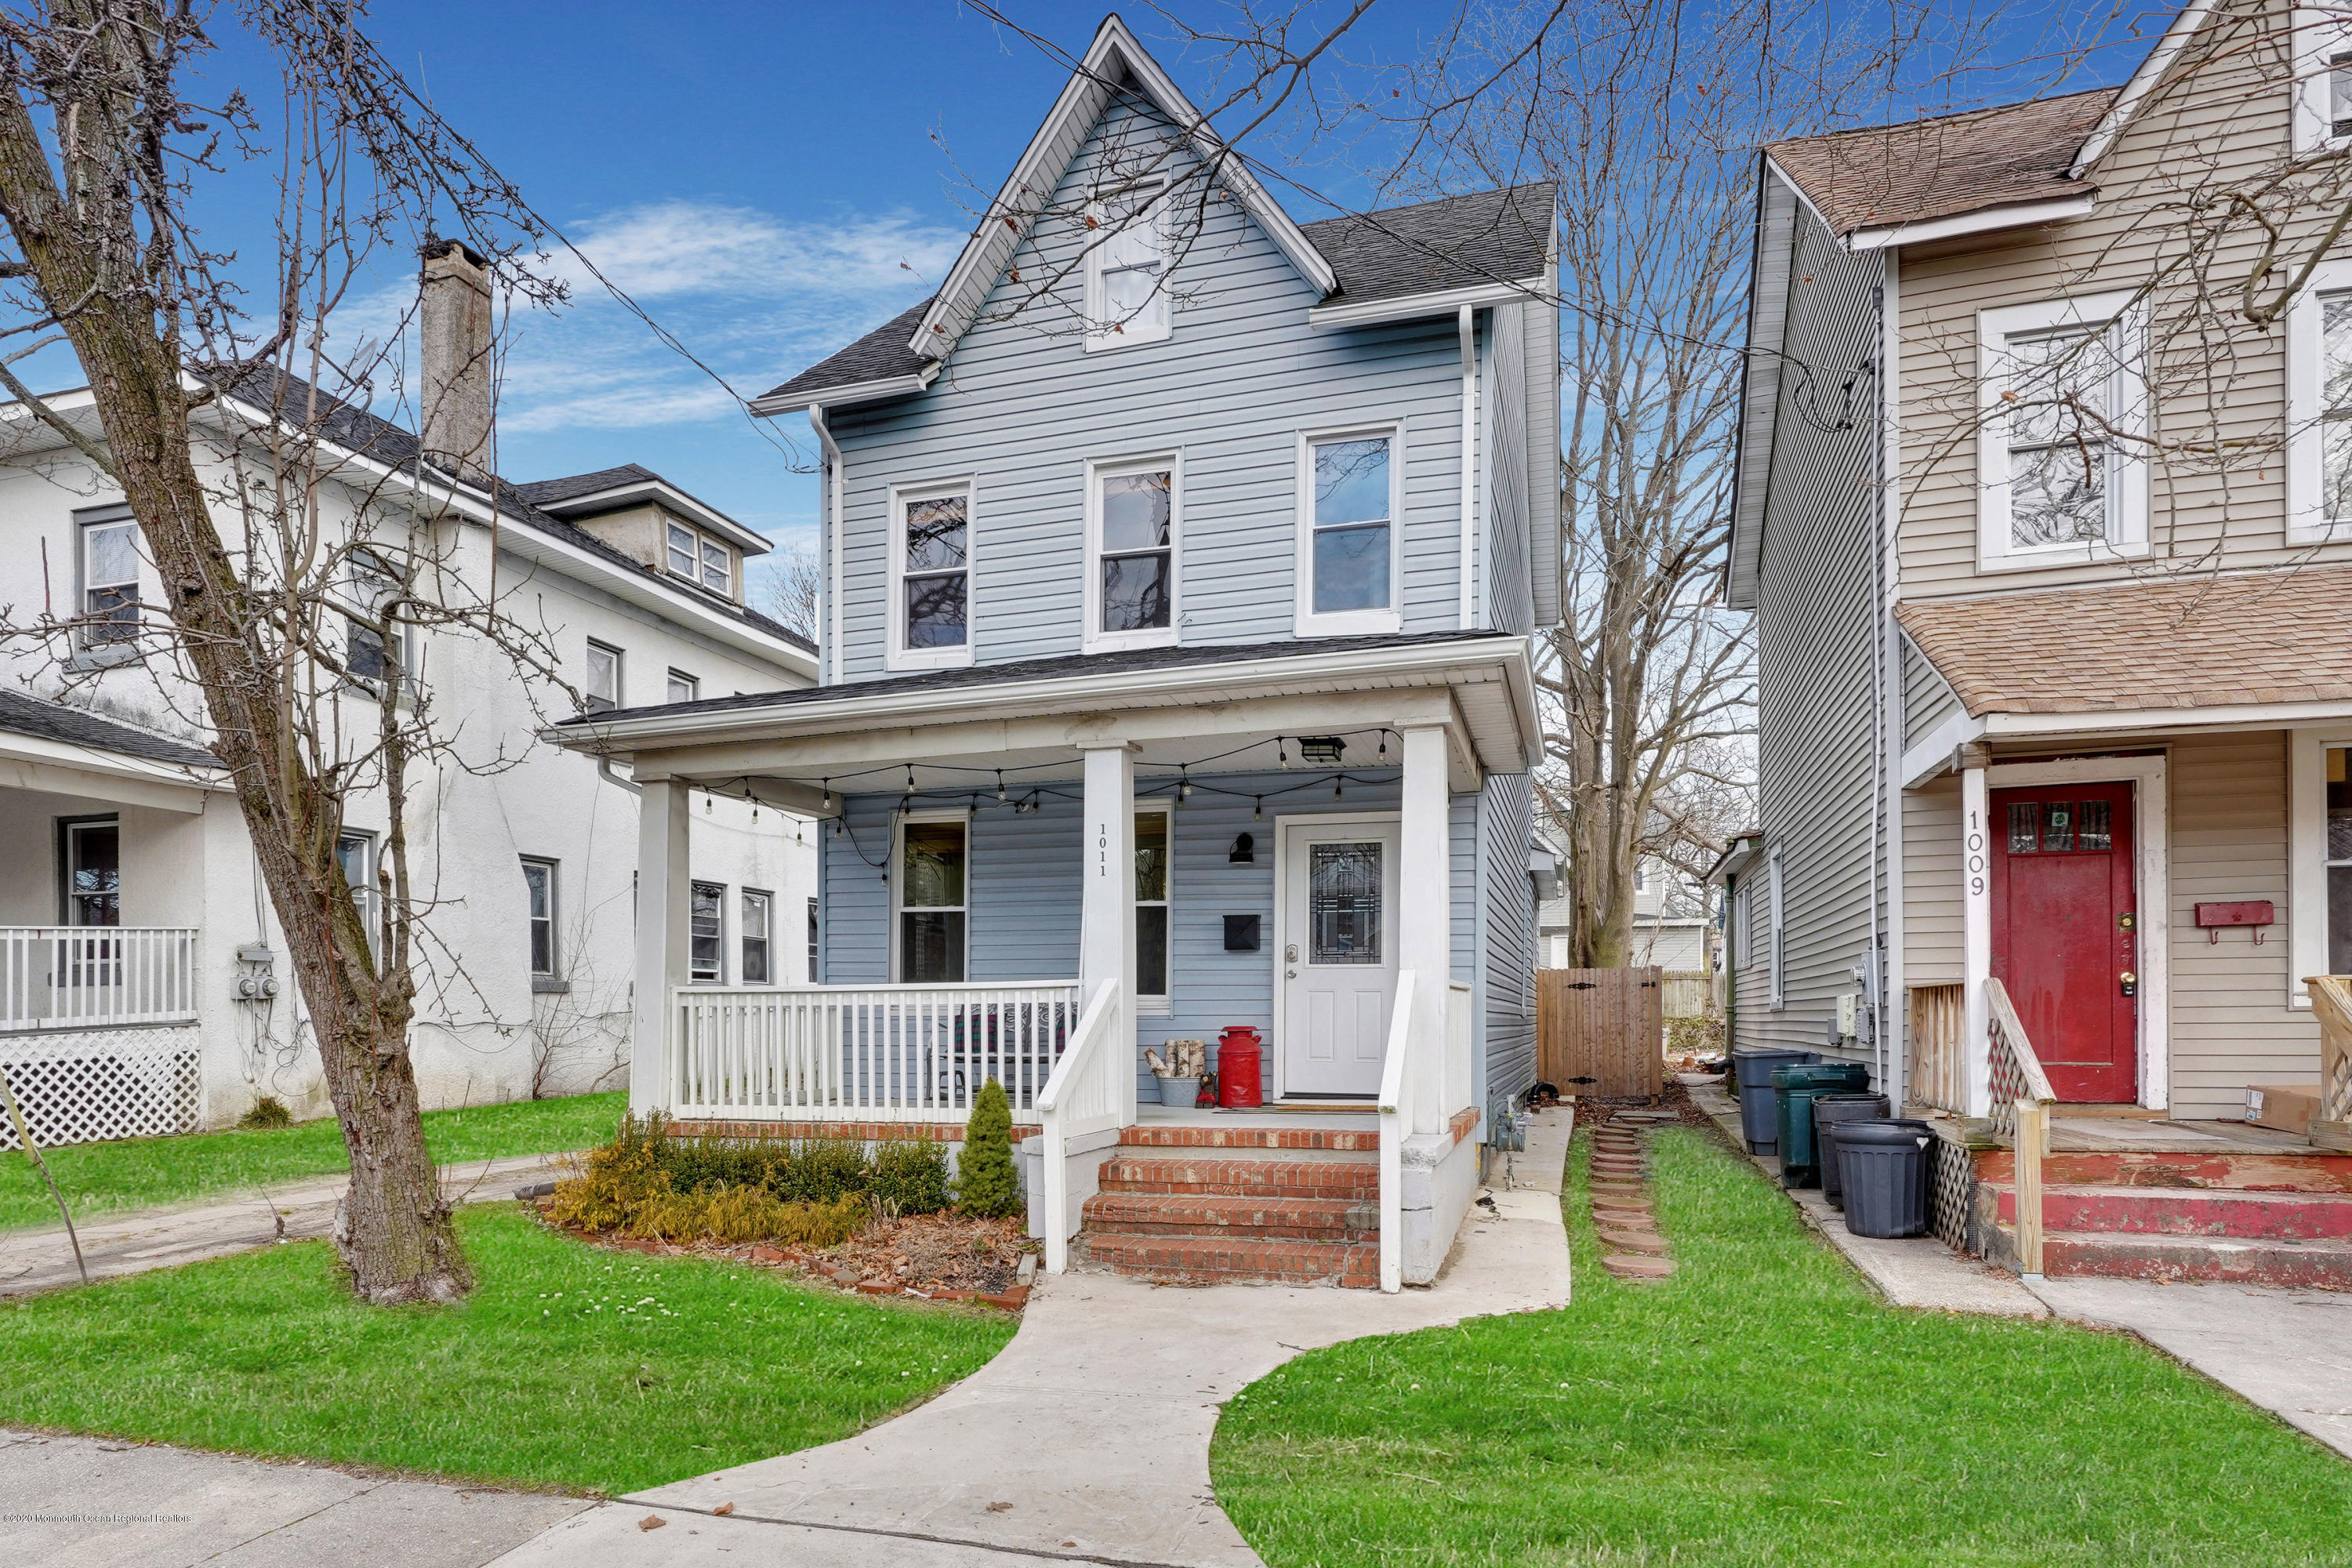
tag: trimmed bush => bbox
[870,1138,952,1216]
[550,1114,956,1239]
[238,1096,293,1130]
[955,1080,1022,1219]
[622,1185,867,1247]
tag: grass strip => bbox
[0,1092,626,1231]
[1211,1116,2352,1567]
[0,1203,1014,1494]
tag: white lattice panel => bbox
[1928,1132,1975,1253]
[0,1028,202,1149]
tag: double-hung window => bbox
[2286,259,2352,543]
[1087,181,1169,348]
[2294,13,2352,152]
[665,518,735,597]
[2290,734,2352,1000]
[583,640,622,713]
[1087,458,1178,651]
[666,669,699,704]
[896,815,967,982]
[741,888,772,985]
[806,895,820,984]
[78,509,140,652]
[520,856,557,982]
[61,816,120,927]
[1135,807,1170,1005]
[689,880,725,983]
[1976,293,2147,569]
[344,550,408,699]
[1297,429,1401,634]
[340,830,382,960]
[889,483,972,670]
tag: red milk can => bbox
[1215,1025,1263,1108]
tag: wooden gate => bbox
[1538,967,1664,1098]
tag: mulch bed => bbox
[535,1205,1038,1310]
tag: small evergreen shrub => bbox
[547,1119,672,1232]
[238,1096,293,1130]
[954,1080,1022,1219]
[869,1137,952,1216]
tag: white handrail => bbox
[1377,969,1418,1294]
[0,927,199,1032]
[1038,978,1122,1276]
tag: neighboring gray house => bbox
[1536,848,1711,973]
[554,15,1561,1292]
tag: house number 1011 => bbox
[1098,822,1109,877]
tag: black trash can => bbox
[1837,1119,1935,1239]
[1813,1093,1892,1209]
[1730,1047,1817,1156]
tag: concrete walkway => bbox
[0,1428,588,1568]
[486,1105,1577,1568]
[0,1153,575,1298]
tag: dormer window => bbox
[665,517,735,597]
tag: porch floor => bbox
[2049,1117,2332,1156]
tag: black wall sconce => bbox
[1229,831,1255,863]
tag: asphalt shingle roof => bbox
[510,463,663,507]
[557,629,1519,728]
[1766,89,2118,238]
[1897,564,2352,716]
[762,182,1557,402]
[0,689,217,769]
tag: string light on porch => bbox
[995,769,1007,804]
[1177,765,1192,805]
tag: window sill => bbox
[1084,328,1172,354]
[1084,626,1178,656]
[1137,997,1172,1017]
[1976,536,2148,575]
[67,645,145,672]
[1297,608,1403,638]
[885,644,975,673]
[532,976,570,994]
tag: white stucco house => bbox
[0,242,818,1147]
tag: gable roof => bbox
[513,463,770,557]
[907,13,1335,365]
[0,688,218,770]
[1766,87,2118,241]
[1896,564,2352,717]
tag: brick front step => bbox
[1082,1192,1378,1242]
[1995,1184,2352,1240]
[1076,1232,1380,1288]
[2029,1229,2352,1291]
[1099,1155,1378,1199]
[1117,1124,1380,1154]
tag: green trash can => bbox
[1771,1062,1872,1188]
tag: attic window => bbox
[2335,51,2352,140]
[1087,180,1170,350]
[665,518,735,597]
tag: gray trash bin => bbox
[1837,1119,1935,1238]
[1813,1093,1891,1209]
[1730,1047,1817,1155]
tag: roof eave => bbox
[535,480,771,557]
[1845,192,2096,252]
[1727,158,1798,612]
[2068,0,2220,178]
[749,365,941,419]
[1305,276,1552,330]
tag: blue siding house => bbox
[557,16,1560,1290]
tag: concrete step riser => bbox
[1996,1185,2352,1240]
[2044,1234,2352,1292]
[1077,1235,1380,1289]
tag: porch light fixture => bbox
[1298,736,1346,765]
[996,770,1007,804]
[1178,767,1192,804]
[1229,832,1254,863]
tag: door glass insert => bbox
[2077,800,2112,851]
[2042,802,2075,852]
[2007,803,2039,854]
[1308,842,1382,965]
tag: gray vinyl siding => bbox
[818,768,1497,1101]
[1525,292,1563,630]
[827,89,1482,679]
[1751,200,1887,1069]
[1480,768,1537,1104]
[1484,302,1533,634]
[1900,631,1962,750]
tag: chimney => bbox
[418,237,494,485]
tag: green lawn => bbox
[1212,1120,2352,1568]
[0,1092,626,1231]
[0,1204,1014,1494]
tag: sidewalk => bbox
[485,1105,1577,1568]
[0,1153,575,1298]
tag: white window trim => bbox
[521,855,559,982]
[1083,451,1182,655]
[1294,422,1406,637]
[1766,844,1784,1010]
[1975,290,2150,574]
[2290,726,2352,1007]
[891,808,971,983]
[1135,801,1171,1014]
[2293,7,2352,155]
[740,886,774,987]
[885,477,977,673]
[74,504,142,661]
[584,638,623,713]
[688,878,728,985]
[2285,257,2352,546]
[1084,178,1171,354]
[666,668,700,705]
[664,515,737,599]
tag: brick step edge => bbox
[2013,1225,2352,1291]
[1099,1156,1378,1197]
[1076,1233,1380,1288]
[1116,1125,1381,1153]
[1991,1182,2352,1240]
[1082,1192,1378,1240]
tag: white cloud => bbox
[545,200,964,304]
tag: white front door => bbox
[1277,818,1402,1098]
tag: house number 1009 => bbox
[1966,809,1986,896]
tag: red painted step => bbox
[1098,1155,1377,1199]
[2036,1229,2352,1291]
[1077,1232,1380,1287]
[1995,1183,2352,1240]
[1082,1192,1378,1242]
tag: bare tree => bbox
[753,541,822,643]
[0,0,575,1303]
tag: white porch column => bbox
[1960,746,1992,1119]
[1078,743,1137,1127]
[632,776,691,1115]
[1399,725,1451,1134]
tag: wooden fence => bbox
[1537,967,1664,1098]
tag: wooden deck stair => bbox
[1074,1125,1381,1288]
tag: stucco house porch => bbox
[551,631,1543,1290]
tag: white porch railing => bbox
[670,981,1082,1124]
[1037,978,1123,1276]
[0,928,198,1032]
[1377,970,1421,1294]
[1985,976,2058,1279]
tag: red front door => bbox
[1990,783,2139,1102]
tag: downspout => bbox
[1876,261,1906,1108]
[597,757,641,797]
[1723,871,1737,1050]
[810,405,843,687]
[1458,304,1477,630]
